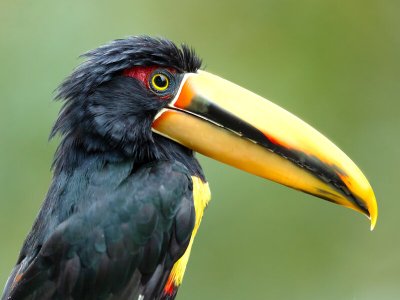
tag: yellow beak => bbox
[152,71,378,230]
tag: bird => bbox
[1,36,377,300]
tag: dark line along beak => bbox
[152,71,378,230]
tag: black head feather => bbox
[51,36,203,175]
[54,36,201,103]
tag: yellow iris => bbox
[151,73,169,92]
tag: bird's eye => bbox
[148,69,176,98]
[150,73,170,92]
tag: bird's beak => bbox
[152,71,378,229]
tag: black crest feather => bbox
[54,36,202,105]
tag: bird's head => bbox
[52,36,377,229]
[52,37,202,169]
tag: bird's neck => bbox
[51,132,205,180]
[51,132,126,174]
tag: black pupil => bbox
[154,75,167,88]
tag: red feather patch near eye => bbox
[123,66,158,88]
[123,66,176,89]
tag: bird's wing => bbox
[2,162,195,300]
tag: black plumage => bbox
[2,36,205,300]
[1,32,378,300]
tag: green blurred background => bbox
[1,0,399,299]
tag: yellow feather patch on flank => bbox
[166,176,211,287]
